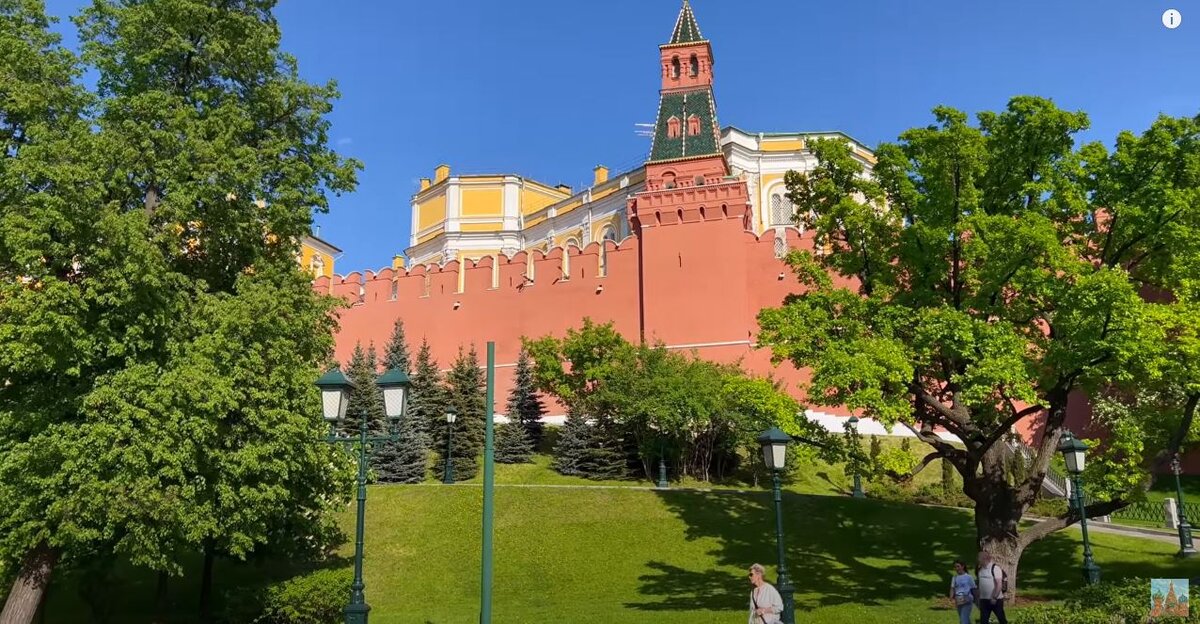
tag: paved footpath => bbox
[410,482,1186,544]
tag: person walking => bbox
[747,563,784,624]
[949,559,976,624]
[976,551,1008,624]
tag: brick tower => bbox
[628,0,754,345]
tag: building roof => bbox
[304,234,342,255]
[649,90,722,163]
[670,0,705,44]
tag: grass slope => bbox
[37,482,1200,623]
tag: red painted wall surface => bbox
[316,213,843,419]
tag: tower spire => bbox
[670,0,705,44]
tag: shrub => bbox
[223,567,351,624]
[1013,577,1197,624]
[1028,497,1069,519]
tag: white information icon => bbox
[1163,9,1182,29]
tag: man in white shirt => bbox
[976,551,1008,624]
[747,563,784,624]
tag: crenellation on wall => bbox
[323,238,640,308]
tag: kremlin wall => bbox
[316,222,840,425]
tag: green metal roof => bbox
[649,89,722,163]
[669,1,704,44]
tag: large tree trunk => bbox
[972,445,1027,599]
[0,543,58,624]
[975,501,1025,599]
[199,542,216,622]
[153,571,169,624]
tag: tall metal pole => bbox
[345,416,371,624]
[443,418,455,484]
[480,342,496,624]
[771,469,796,624]
[1072,473,1101,585]
[1172,455,1196,557]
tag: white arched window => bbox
[769,192,794,226]
[774,236,788,259]
[598,226,617,276]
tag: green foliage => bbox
[0,0,359,611]
[344,342,385,438]
[407,339,446,449]
[494,422,534,464]
[553,408,591,477]
[506,348,545,447]
[438,346,485,480]
[224,567,351,624]
[875,445,920,478]
[371,415,429,484]
[371,322,427,483]
[758,96,1200,557]
[381,318,411,373]
[941,457,955,494]
[1013,577,1196,624]
[528,319,833,482]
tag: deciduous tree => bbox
[758,97,1199,591]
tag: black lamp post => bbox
[443,408,457,484]
[846,416,865,498]
[757,426,796,624]
[1170,454,1196,557]
[1058,430,1100,585]
[317,366,411,624]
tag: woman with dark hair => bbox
[949,559,977,624]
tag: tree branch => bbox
[1019,498,1129,549]
[885,451,943,483]
[901,421,963,462]
[978,403,1044,456]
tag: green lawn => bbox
[36,476,1200,623]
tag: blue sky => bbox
[43,0,1200,272]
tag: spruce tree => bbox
[581,415,629,480]
[372,409,428,483]
[494,422,534,464]
[438,346,486,481]
[343,342,385,438]
[382,318,411,373]
[408,339,447,448]
[507,348,546,449]
[554,408,592,477]
[371,320,427,482]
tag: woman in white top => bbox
[747,563,784,624]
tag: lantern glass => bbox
[756,427,792,471]
[1058,431,1088,475]
[322,387,349,422]
[446,409,457,424]
[760,442,787,471]
[1065,448,1084,474]
[376,368,411,420]
[315,369,354,422]
[382,385,407,420]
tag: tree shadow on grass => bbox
[626,489,1181,615]
[43,546,354,623]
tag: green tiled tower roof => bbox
[648,90,722,163]
[670,1,704,44]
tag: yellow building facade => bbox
[401,129,874,267]
[300,235,341,279]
